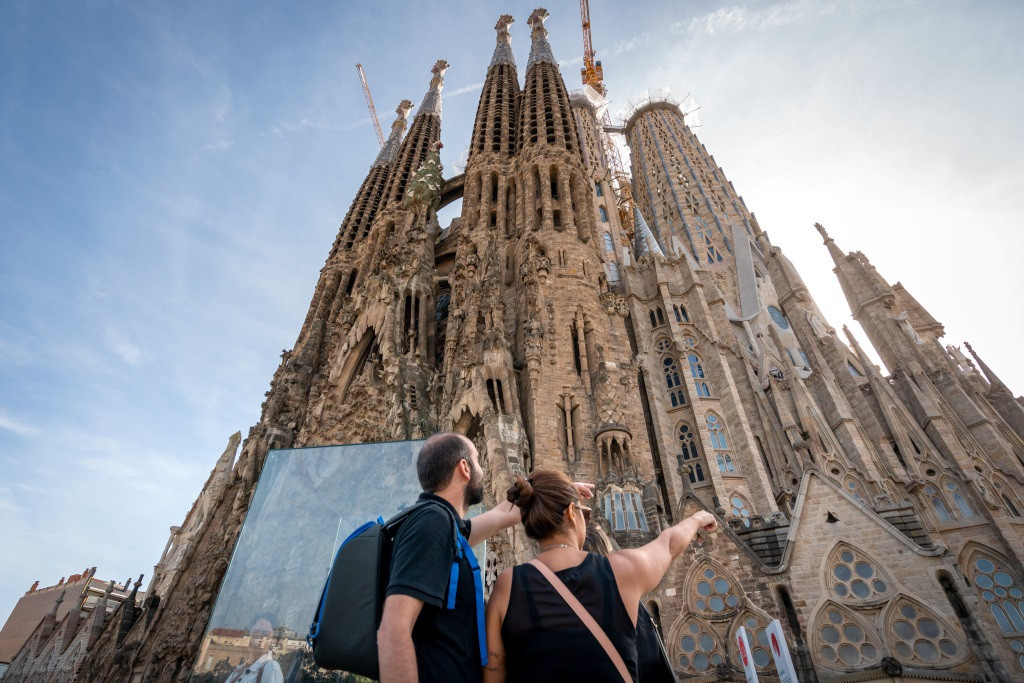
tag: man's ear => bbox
[457,458,471,481]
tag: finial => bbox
[814,222,831,242]
[490,15,516,67]
[373,99,415,168]
[527,8,557,67]
[528,7,550,34]
[418,60,448,118]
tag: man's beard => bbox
[464,465,484,507]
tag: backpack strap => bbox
[528,559,630,683]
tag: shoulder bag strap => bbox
[528,559,631,683]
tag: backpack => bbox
[306,500,487,678]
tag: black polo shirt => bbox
[386,492,481,683]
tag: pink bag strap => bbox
[528,559,631,683]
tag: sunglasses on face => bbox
[568,501,591,523]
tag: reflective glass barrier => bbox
[190,440,425,682]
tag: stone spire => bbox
[816,223,894,320]
[372,99,414,168]
[88,581,116,649]
[116,574,143,646]
[404,141,445,211]
[490,14,516,67]
[418,59,449,119]
[633,205,664,258]
[526,8,557,67]
[381,62,446,207]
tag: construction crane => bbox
[579,0,634,235]
[356,63,386,148]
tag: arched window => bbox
[688,354,712,397]
[602,488,649,532]
[732,613,772,670]
[678,423,705,484]
[691,563,742,615]
[676,618,725,675]
[828,545,892,601]
[844,478,868,504]
[1003,494,1022,518]
[649,310,657,327]
[607,261,620,284]
[656,307,666,325]
[965,552,1024,668]
[674,304,689,322]
[603,232,614,252]
[599,205,609,222]
[924,485,952,522]
[886,596,966,667]
[729,495,752,527]
[813,603,882,670]
[595,181,603,197]
[945,480,975,518]
[706,413,733,472]
[662,356,686,407]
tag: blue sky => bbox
[1,0,1022,623]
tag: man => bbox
[377,433,591,682]
[224,617,284,683]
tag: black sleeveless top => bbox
[501,553,639,682]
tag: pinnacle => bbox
[490,14,516,67]
[526,7,556,68]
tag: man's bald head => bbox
[417,432,475,493]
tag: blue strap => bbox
[458,534,489,667]
[446,560,460,609]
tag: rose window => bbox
[692,565,741,614]
[887,599,964,666]
[676,620,724,674]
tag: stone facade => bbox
[76,7,1024,682]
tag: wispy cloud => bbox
[105,328,144,366]
[203,139,233,151]
[445,82,484,99]
[0,410,38,438]
[264,117,335,138]
[683,0,922,35]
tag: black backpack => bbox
[306,500,486,678]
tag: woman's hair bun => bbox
[506,475,534,509]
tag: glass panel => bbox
[624,493,639,530]
[191,440,428,680]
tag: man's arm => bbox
[377,594,424,682]
[467,482,594,546]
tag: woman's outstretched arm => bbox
[609,510,718,619]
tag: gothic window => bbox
[729,495,752,527]
[923,485,952,521]
[731,613,772,670]
[649,310,657,327]
[967,554,1024,637]
[691,563,742,615]
[688,353,712,396]
[662,355,687,407]
[599,205,609,222]
[844,477,868,504]
[607,261,620,284]
[813,603,882,670]
[656,307,666,325]
[603,232,614,252]
[828,544,891,601]
[675,618,725,674]
[886,596,966,667]
[673,304,689,323]
[944,480,975,518]
[706,413,734,473]
[602,489,649,532]
[767,305,790,329]
[678,423,705,484]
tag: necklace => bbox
[538,543,578,553]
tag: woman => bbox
[484,470,716,682]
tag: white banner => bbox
[765,619,799,683]
[735,625,759,683]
